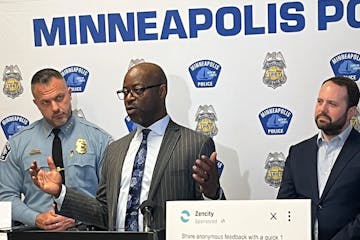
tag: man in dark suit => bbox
[277,76,360,240]
[30,62,224,231]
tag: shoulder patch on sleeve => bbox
[1,142,11,162]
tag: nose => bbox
[317,102,328,115]
[125,90,136,101]
[50,101,60,112]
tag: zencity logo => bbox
[180,210,190,223]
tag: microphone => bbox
[140,200,154,232]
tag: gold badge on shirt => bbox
[75,139,87,154]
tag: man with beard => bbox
[277,76,360,240]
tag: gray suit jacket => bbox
[61,120,217,230]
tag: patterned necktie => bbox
[125,129,151,231]
[52,128,65,183]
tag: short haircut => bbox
[31,68,64,85]
[323,76,360,108]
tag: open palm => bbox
[30,157,62,197]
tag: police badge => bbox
[351,107,360,132]
[195,105,218,137]
[3,65,24,98]
[264,152,286,188]
[263,52,287,89]
[75,139,87,154]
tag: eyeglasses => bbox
[116,83,163,100]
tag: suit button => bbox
[318,205,322,209]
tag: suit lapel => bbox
[306,136,321,201]
[321,129,360,200]
[148,120,180,200]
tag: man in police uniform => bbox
[0,68,112,230]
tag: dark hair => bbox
[323,76,360,108]
[31,68,64,85]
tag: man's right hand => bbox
[29,156,62,198]
[35,209,75,231]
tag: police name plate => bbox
[166,199,311,240]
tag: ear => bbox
[159,84,167,99]
[68,87,72,99]
[33,99,41,110]
[348,106,358,119]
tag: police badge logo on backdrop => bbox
[264,152,285,188]
[2,65,24,98]
[74,109,86,119]
[61,66,89,92]
[262,52,287,89]
[330,52,360,81]
[194,105,224,177]
[258,107,293,135]
[188,60,221,88]
[195,105,218,137]
[1,115,29,140]
[351,107,360,132]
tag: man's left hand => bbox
[192,152,220,199]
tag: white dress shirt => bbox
[116,115,170,231]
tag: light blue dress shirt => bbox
[0,113,112,226]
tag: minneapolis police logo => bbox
[259,107,292,135]
[263,52,287,89]
[61,66,89,93]
[189,60,221,88]
[264,152,286,188]
[125,116,136,132]
[2,65,24,98]
[195,105,218,137]
[351,107,360,132]
[330,52,360,81]
[1,115,29,139]
[216,160,224,177]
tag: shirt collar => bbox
[42,112,76,138]
[136,115,170,136]
[317,123,353,146]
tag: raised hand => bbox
[192,152,220,199]
[29,156,62,198]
